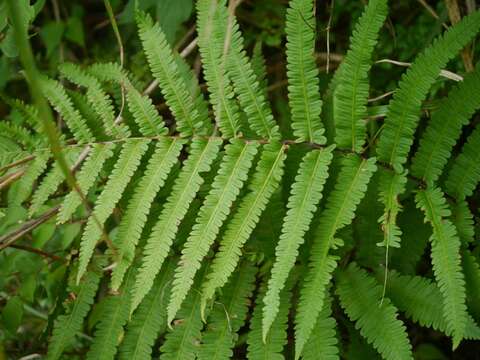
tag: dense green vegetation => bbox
[1,0,480,359]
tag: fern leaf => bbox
[411,64,480,184]
[160,265,210,360]
[110,137,184,290]
[302,295,339,360]
[86,269,135,360]
[377,169,407,248]
[333,0,387,151]
[251,41,268,99]
[196,0,241,138]
[198,261,256,360]
[445,124,480,200]
[415,187,467,348]
[41,77,95,143]
[376,11,480,172]
[380,270,480,340]
[286,0,327,144]
[168,139,258,323]
[57,143,116,224]
[118,258,175,360]
[47,259,104,360]
[201,142,285,309]
[263,146,334,339]
[336,263,413,360]
[9,150,50,205]
[248,278,292,360]
[77,139,150,283]
[29,148,82,217]
[60,63,131,139]
[221,4,280,140]
[131,138,222,314]
[451,200,474,243]
[463,250,480,322]
[137,12,211,136]
[88,62,168,137]
[295,155,377,357]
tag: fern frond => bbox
[131,138,222,314]
[295,155,377,357]
[118,258,175,360]
[263,146,334,339]
[137,12,211,136]
[302,295,339,360]
[57,143,116,224]
[201,141,285,309]
[47,259,104,360]
[451,200,474,243]
[196,0,241,138]
[198,261,256,360]
[377,11,480,172]
[377,169,407,248]
[285,0,326,144]
[77,139,150,283]
[251,41,268,98]
[336,263,412,360]
[415,187,467,348]
[333,0,387,152]
[86,269,135,360]
[221,4,280,140]
[87,62,168,137]
[9,151,50,205]
[110,137,184,290]
[247,277,293,360]
[445,124,480,200]
[168,139,258,323]
[41,77,95,143]
[60,63,131,139]
[380,270,480,340]
[29,148,82,216]
[411,64,480,184]
[160,265,210,360]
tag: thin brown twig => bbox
[0,155,35,173]
[9,244,65,262]
[416,0,449,29]
[0,170,25,191]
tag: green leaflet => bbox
[377,11,480,172]
[451,200,474,244]
[77,139,150,283]
[47,258,104,360]
[376,169,407,249]
[41,77,95,144]
[29,148,82,217]
[198,261,256,360]
[379,270,480,340]
[131,138,222,314]
[415,187,467,348]
[60,63,131,139]
[286,0,326,144]
[118,258,175,360]
[220,3,280,140]
[463,250,480,322]
[295,155,377,358]
[137,11,211,137]
[87,62,168,137]
[110,137,184,290]
[57,143,116,224]
[86,268,136,360]
[333,0,387,152]
[160,265,210,360]
[301,295,339,360]
[445,124,480,200]
[262,146,333,340]
[336,263,413,360]
[247,276,293,360]
[196,0,241,138]
[411,63,480,184]
[168,139,258,323]
[201,141,285,311]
